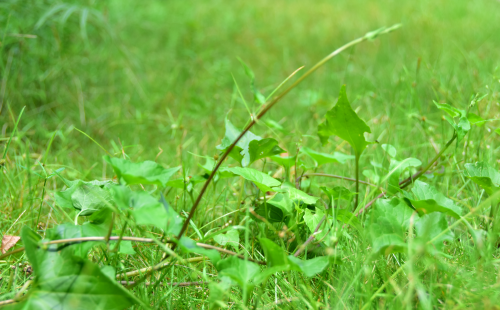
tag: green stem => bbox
[354,154,360,210]
[174,25,402,245]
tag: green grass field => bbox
[1,0,500,309]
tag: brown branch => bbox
[116,257,205,279]
[119,280,207,287]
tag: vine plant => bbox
[1,24,499,309]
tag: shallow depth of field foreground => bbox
[1,0,500,309]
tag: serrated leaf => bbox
[381,144,397,158]
[104,156,180,187]
[246,138,285,166]
[408,180,462,218]
[318,85,372,157]
[221,166,280,192]
[301,147,354,166]
[464,162,500,196]
[213,230,240,251]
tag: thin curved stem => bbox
[176,25,402,244]
[297,173,377,187]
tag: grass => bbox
[1,0,500,309]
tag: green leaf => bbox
[415,213,454,253]
[56,180,113,216]
[387,158,421,195]
[253,203,285,223]
[303,208,328,241]
[246,138,285,166]
[464,162,500,196]
[270,155,298,168]
[213,230,240,251]
[259,238,288,268]
[363,169,380,184]
[408,180,462,218]
[48,222,107,257]
[179,237,221,264]
[366,198,415,255]
[221,166,281,192]
[267,193,294,216]
[18,226,142,310]
[217,256,260,296]
[335,209,362,231]
[110,185,183,234]
[104,156,180,187]
[216,117,262,166]
[281,182,318,205]
[288,255,330,278]
[318,85,372,157]
[381,144,397,158]
[443,115,470,142]
[433,101,462,118]
[467,113,486,127]
[321,186,356,202]
[301,147,354,166]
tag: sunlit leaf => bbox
[104,156,180,187]
[56,180,113,216]
[288,255,330,278]
[464,162,500,196]
[318,85,372,157]
[246,138,285,166]
[213,230,240,251]
[381,144,397,158]
[221,166,281,192]
[407,180,462,218]
[259,238,288,268]
[301,147,354,166]
[415,213,454,253]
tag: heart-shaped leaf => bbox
[407,181,462,218]
[464,162,500,196]
[318,85,372,157]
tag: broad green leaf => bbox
[387,158,421,195]
[259,238,288,268]
[253,203,285,223]
[246,138,285,166]
[216,117,262,166]
[321,186,356,202]
[270,155,298,168]
[433,101,462,118]
[467,113,486,127]
[110,185,183,234]
[415,213,454,253]
[18,226,142,310]
[335,209,362,231]
[381,144,397,158]
[56,180,113,216]
[366,198,415,255]
[303,208,328,241]
[104,156,180,187]
[221,166,280,192]
[179,237,221,264]
[217,256,260,297]
[464,162,500,196]
[408,180,462,218]
[213,230,240,251]
[301,147,354,166]
[288,255,330,278]
[318,85,372,157]
[281,182,318,205]
[267,193,294,216]
[48,222,108,257]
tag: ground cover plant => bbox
[1,0,500,309]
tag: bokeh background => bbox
[1,0,500,178]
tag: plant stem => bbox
[354,154,360,210]
[175,25,402,245]
[298,173,376,187]
[355,133,457,217]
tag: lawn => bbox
[1,0,500,309]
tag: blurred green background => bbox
[1,0,500,178]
